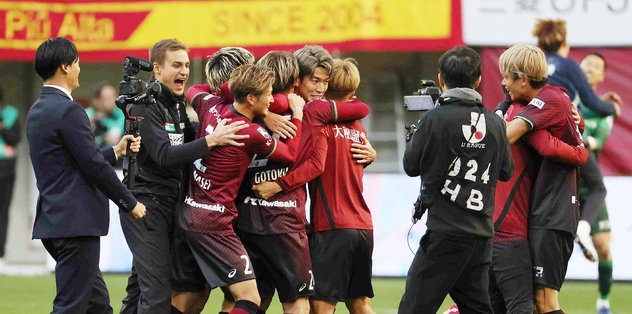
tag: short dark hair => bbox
[294,45,333,80]
[34,37,78,81]
[585,52,607,70]
[92,81,115,99]
[438,46,481,89]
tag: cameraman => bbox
[119,39,249,314]
[398,46,513,314]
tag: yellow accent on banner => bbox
[0,0,452,50]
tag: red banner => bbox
[0,0,462,62]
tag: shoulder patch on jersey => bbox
[528,98,545,109]
[203,94,216,101]
[256,126,273,146]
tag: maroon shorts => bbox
[185,231,256,289]
[309,229,374,301]
[239,231,314,303]
[172,226,206,292]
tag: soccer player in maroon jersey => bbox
[178,63,305,314]
[308,58,376,314]
[501,44,586,314]
[251,46,374,314]
[229,51,313,314]
[491,94,588,313]
[252,45,375,199]
[171,47,256,314]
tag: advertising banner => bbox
[1,0,462,61]
[463,0,632,46]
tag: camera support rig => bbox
[404,79,442,223]
[115,56,161,189]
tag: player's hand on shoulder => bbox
[206,118,249,148]
[263,112,297,140]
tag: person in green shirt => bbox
[86,82,125,149]
[577,52,620,314]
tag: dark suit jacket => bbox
[27,86,136,239]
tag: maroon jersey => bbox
[515,85,583,234]
[309,120,373,232]
[494,103,538,242]
[495,99,588,242]
[181,100,302,234]
[263,98,369,230]
[235,94,305,235]
[276,99,369,192]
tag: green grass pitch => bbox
[0,275,631,313]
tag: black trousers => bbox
[0,173,15,258]
[42,236,112,314]
[489,240,534,314]
[119,195,174,314]
[398,230,493,314]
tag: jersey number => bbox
[441,157,491,211]
[240,255,253,275]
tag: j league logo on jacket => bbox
[461,112,486,148]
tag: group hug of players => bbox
[416,20,619,314]
[489,20,619,314]
[117,41,379,314]
[128,19,619,314]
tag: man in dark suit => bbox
[26,37,147,314]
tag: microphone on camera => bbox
[124,56,153,72]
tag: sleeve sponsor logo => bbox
[247,154,269,168]
[168,133,184,146]
[257,126,273,146]
[528,98,545,109]
[193,159,207,173]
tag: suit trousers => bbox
[42,236,112,314]
[119,195,174,314]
